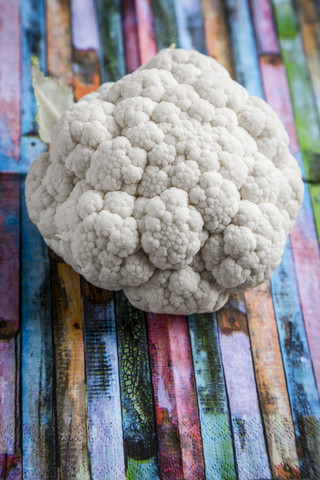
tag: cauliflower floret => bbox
[26,47,304,315]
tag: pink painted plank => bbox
[250,0,279,55]
[0,0,20,166]
[259,56,300,155]
[0,339,16,454]
[135,0,157,63]
[121,0,141,73]
[5,455,21,480]
[0,175,20,339]
[147,314,205,480]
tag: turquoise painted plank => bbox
[272,0,320,181]
[225,0,264,97]
[20,177,56,480]
[19,0,47,173]
[114,292,159,479]
[151,0,179,49]
[94,0,125,82]
[82,292,125,479]
[173,0,206,53]
[188,314,236,480]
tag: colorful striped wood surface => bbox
[0,0,320,479]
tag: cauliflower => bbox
[26,48,303,315]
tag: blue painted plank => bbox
[20,177,56,480]
[188,313,236,480]
[82,294,125,479]
[19,0,47,173]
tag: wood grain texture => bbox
[174,0,206,53]
[296,0,320,117]
[20,178,56,480]
[200,0,235,75]
[245,283,301,479]
[272,0,320,181]
[147,314,205,480]
[135,0,157,63]
[0,455,22,480]
[250,0,280,54]
[51,259,90,480]
[71,0,101,98]
[188,313,236,480]
[0,0,20,172]
[121,0,141,72]
[217,296,271,480]
[272,236,320,479]
[0,175,19,339]
[82,287,125,480]
[0,340,16,454]
[115,293,159,479]
[19,0,47,173]
[95,0,126,82]
[151,0,179,49]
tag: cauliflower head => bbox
[26,48,303,315]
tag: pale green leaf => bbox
[31,57,74,143]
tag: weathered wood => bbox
[272,0,320,182]
[217,296,271,480]
[151,0,179,49]
[296,0,320,116]
[0,175,19,339]
[115,293,159,479]
[0,455,22,480]
[51,260,90,480]
[0,0,20,172]
[174,0,206,52]
[250,0,280,54]
[20,0,47,173]
[71,0,101,98]
[46,0,73,88]
[188,313,236,480]
[20,178,56,480]
[135,0,157,63]
[147,313,205,480]
[95,0,126,82]
[121,0,141,72]
[245,283,301,478]
[82,289,125,479]
[199,0,235,75]
[0,340,16,454]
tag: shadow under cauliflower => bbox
[26,48,304,315]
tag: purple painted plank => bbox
[0,174,19,339]
[250,0,280,54]
[0,340,16,454]
[5,456,21,480]
[71,0,100,51]
[122,0,141,72]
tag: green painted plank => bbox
[150,0,179,49]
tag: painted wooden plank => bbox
[82,285,125,479]
[51,257,91,480]
[0,0,20,172]
[309,183,320,244]
[46,0,73,88]
[174,0,206,53]
[272,236,320,479]
[95,0,126,82]
[151,0,179,49]
[20,177,56,480]
[225,0,264,97]
[188,313,236,480]
[121,0,141,73]
[0,175,19,338]
[296,0,320,117]
[0,340,16,454]
[20,0,47,173]
[0,455,22,480]
[245,284,301,478]
[250,0,280,54]
[147,313,205,480]
[272,0,320,182]
[216,296,271,480]
[199,0,235,75]
[135,0,157,63]
[115,292,159,479]
[71,0,101,98]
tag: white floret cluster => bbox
[26,48,303,314]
